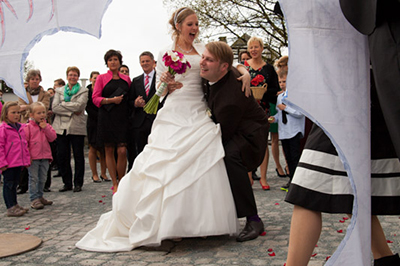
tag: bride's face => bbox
[177,14,199,44]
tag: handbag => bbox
[103,87,127,112]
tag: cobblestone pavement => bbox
[1,146,399,266]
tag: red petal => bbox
[337,229,343,233]
[339,220,345,223]
[25,226,30,230]
[260,231,267,236]
[387,240,393,243]
[102,195,106,198]
[315,244,318,247]
[326,256,331,261]
[99,200,103,203]
[311,253,317,257]
[268,248,273,252]
[394,234,397,236]
[343,217,349,220]
[275,203,280,205]
[268,252,276,257]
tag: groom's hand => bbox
[167,82,183,94]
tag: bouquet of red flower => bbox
[144,50,191,114]
[251,74,265,86]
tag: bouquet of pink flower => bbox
[144,50,191,114]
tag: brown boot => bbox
[39,197,53,205]
[7,205,26,217]
[31,199,44,209]
[16,204,29,213]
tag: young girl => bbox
[25,102,57,209]
[0,101,31,217]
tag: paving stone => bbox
[0,146,399,265]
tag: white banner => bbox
[0,0,112,101]
[279,0,371,265]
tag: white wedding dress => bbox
[76,46,238,252]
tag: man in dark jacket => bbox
[201,41,269,242]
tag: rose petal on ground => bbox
[275,203,280,205]
[25,226,30,230]
[268,248,273,252]
[102,195,106,198]
[311,253,317,257]
[337,229,343,233]
[387,240,393,243]
[343,217,349,220]
[268,252,276,257]
[99,200,103,203]
[326,256,331,261]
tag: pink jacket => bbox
[92,70,131,107]
[0,122,31,169]
[24,120,57,161]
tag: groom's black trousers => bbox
[223,139,258,218]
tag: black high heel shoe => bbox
[92,176,101,183]
[100,175,111,182]
[276,168,287,178]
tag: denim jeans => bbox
[2,167,23,209]
[57,133,85,188]
[28,159,49,201]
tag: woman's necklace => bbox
[177,43,193,54]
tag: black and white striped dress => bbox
[285,80,400,215]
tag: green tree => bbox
[163,0,287,60]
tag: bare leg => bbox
[371,215,394,260]
[286,205,322,266]
[116,146,127,182]
[88,146,100,181]
[105,146,118,192]
[260,143,270,187]
[99,150,109,180]
[271,132,285,175]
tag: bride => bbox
[75,7,252,252]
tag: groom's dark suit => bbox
[128,71,160,169]
[340,0,400,159]
[204,68,269,218]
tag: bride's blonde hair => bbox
[168,7,198,40]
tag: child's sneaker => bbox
[16,204,29,213]
[7,205,26,217]
[31,199,44,209]
[39,197,53,205]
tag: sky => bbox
[26,0,173,89]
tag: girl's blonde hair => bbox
[29,102,46,116]
[1,101,19,123]
[275,55,289,70]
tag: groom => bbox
[201,41,269,242]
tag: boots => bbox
[374,253,400,266]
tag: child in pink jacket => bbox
[25,102,57,209]
[0,101,31,217]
